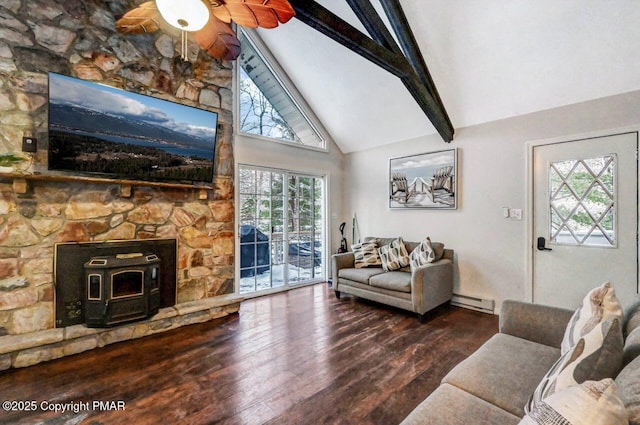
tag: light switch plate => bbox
[509,208,522,220]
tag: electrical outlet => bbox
[22,136,37,153]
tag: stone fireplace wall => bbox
[0,0,237,366]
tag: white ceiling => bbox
[255,0,640,153]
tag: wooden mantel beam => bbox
[289,0,454,143]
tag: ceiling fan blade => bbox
[209,0,295,29]
[195,16,241,60]
[116,1,162,34]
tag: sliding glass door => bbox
[239,165,324,294]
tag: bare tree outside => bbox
[239,68,301,143]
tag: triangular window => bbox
[238,30,326,150]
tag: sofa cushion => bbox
[519,379,628,425]
[409,237,437,270]
[623,326,640,368]
[442,333,561,418]
[561,281,623,354]
[526,318,623,414]
[615,355,640,425]
[400,383,521,425]
[367,236,403,250]
[365,236,445,261]
[378,237,410,271]
[338,279,412,302]
[369,271,411,293]
[499,300,574,349]
[624,296,640,338]
[338,267,384,284]
[351,241,382,268]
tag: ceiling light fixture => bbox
[156,0,210,60]
[156,0,210,31]
[116,0,295,62]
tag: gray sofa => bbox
[401,299,640,424]
[331,237,453,321]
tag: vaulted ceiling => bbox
[254,0,640,153]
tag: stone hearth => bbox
[0,296,241,369]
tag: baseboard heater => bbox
[451,293,495,314]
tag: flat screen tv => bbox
[48,72,218,184]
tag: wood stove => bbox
[84,253,161,327]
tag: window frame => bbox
[234,28,331,152]
[237,163,327,297]
[547,154,618,248]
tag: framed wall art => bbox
[389,148,457,209]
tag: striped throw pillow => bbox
[409,237,437,270]
[351,241,382,269]
[520,379,628,425]
[378,237,410,272]
[561,282,623,355]
[525,318,624,415]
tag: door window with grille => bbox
[549,155,616,247]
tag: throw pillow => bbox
[519,379,628,425]
[561,282,623,355]
[377,237,410,272]
[409,237,437,270]
[351,241,382,269]
[525,318,624,414]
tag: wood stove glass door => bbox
[112,270,144,298]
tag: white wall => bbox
[345,90,640,311]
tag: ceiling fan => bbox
[116,0,296,61]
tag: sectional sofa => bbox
[400,296,640,424]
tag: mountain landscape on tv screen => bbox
[48,102,216,183]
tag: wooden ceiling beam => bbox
[289,0,454,142]
[346,0,453,142]
[289,0,408,78]
[345,0,399,53]
[378,0,452,132]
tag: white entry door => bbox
[532,132,639,309]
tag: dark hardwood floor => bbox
[0,283,498,425]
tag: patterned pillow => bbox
[525,318,624,414]
[561,282,623,355]
[351,241,382,269]
[519,379,628,425]
[409,237,437,270]
[377,237,410,272]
